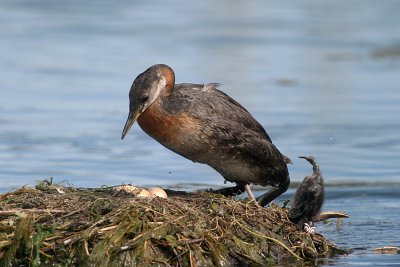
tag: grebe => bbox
[122,64,290,206]
[289,156,324,233]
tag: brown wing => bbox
[162,83,288,185]
[167,83,272,142]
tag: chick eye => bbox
[141,96,149,102]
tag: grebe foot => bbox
[303,223,316,234]
[209,184,245,197]
[256,176,290,207]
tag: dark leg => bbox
[209,183,245,196]
[257,176,290,207]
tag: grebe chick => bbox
[121,64,290,206]
[288,156,324,233]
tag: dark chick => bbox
[122,64,291,206]
[289,156,324,233]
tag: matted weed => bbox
[0,182,347,266]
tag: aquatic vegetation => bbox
[0,182,347,266]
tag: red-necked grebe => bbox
[289,156,324,233]
[121,64,290,206]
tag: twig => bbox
[180,238,204,245]
[60,208,86,219]
[97,225,118,234]
[316,211,349,222]
[120,245,130,252]
[173,248,182,267]
[0,240,13,248]
[0,209,66,216]
[372,246,400,254]
[63,236,81,246]
[39,250,52,258]
[83,240,90,256]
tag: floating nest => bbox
[0,181,347,266]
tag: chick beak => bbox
[121,108,142,140]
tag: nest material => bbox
[0,182,347,266]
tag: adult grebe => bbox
[121,64,290,206]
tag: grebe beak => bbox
[121,108,142,140]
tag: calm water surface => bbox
[1,0,399,265]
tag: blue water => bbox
[1,0,399,265]
[273,186,400,266]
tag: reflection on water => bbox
[1,0,400,265]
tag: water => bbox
[273,186,400,266]
[1,0,399,265]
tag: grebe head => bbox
[299,156,320,175]
[121,64,175,139]
[299,156,315,164]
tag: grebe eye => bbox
[141,96,149,102]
